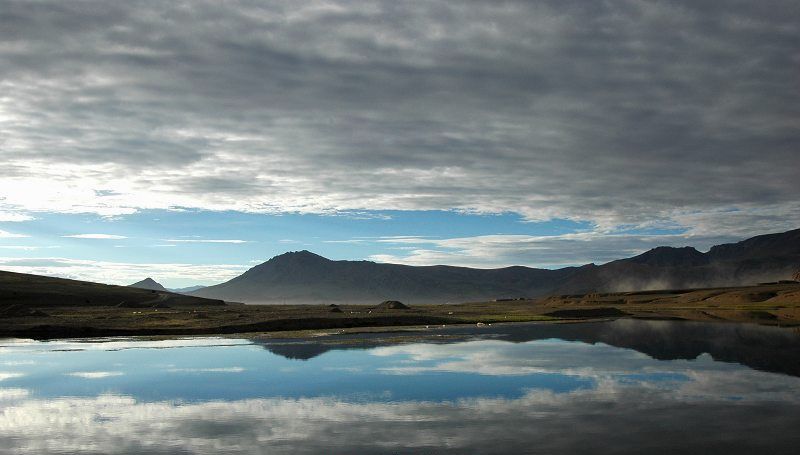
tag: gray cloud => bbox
[0,0,798,234]
[368,232,741,268]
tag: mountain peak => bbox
[129,277,167,291]
[270,250,330,263]
[230,250,335,285]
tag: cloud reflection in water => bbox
[1,322,799,454]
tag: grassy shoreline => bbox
[2,282,799,340]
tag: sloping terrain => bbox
[555,228,800,294]
[0,270,225,308]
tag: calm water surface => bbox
[1,319,800,454]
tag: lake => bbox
[2,319,800,454]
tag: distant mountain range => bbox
[190,228,800,304]
[556,228,800,294]
[129,278,205,294]
[169,285,206,294]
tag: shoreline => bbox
[2,282,799,340]
[2,313,798,341]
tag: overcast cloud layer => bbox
[1,0,798,235]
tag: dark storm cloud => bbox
[1,0,798,233]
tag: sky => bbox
[0,0,798,287]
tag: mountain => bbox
[169,285,206,294]
[129,277,168,292]
[191,229,800,304]
[191,250,580,304]
[129,278,205,294]
[554,228,800,294]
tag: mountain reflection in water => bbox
[0,320,798,454]
[262,319,800,377]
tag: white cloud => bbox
[0,212,34,222]
[2,361,35,366]
[0,257,248,286]
[162,239,249,244]
[65,371,124,379]
[0,229,28,238]
[0,372,25,381]
[62,234,128,240]
[166,367,246,373]
[0,388,29,400]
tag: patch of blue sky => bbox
[0,209,593,266]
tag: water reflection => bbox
[0,320,799,454]
[261,319,800,377]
